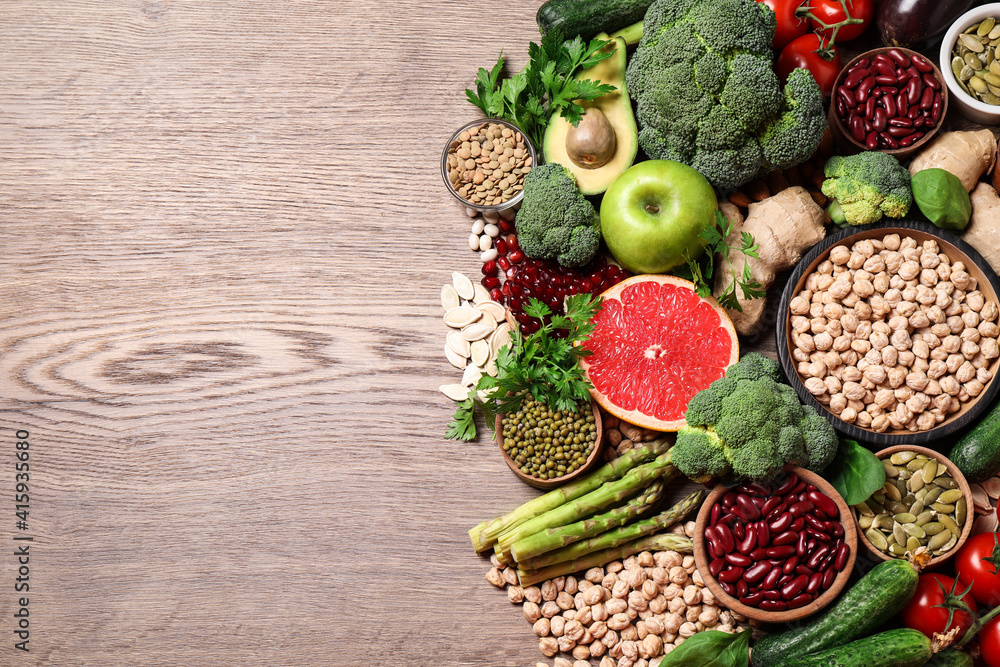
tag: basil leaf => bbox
[657,629,750,667]
[912,168,972,230]
[824,438,886,506]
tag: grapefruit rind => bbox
[580,275,739,432]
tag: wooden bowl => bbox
[776,221,1000,446]
[853,444,973,568]
[495,400,603,490]
[828,47,947,161]
[692,466,858,623]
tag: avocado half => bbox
[542,35,639,196]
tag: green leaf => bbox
[445,395,477,441]
[824,438,886,506]
[912,168,972,230]
[657,629,750,667]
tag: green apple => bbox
[600,160,718,274]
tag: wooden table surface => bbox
[0,2,991,666]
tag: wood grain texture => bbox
[0,2,984,665]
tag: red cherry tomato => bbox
[901,573,979,640]
[982,615,1000,667]
[805,0,874,43]
[756,0,810,50]
[776,33,842,98]
[955,532,1000,607]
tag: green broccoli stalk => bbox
[624,0,826,190]
[821,152,913,226]
[671,353,839,484]
[515,163,601,268]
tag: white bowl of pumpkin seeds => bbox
[853,444,974,567]
[941,4,1000,124]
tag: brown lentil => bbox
[446,121,532,206]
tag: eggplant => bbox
[877,0,979,48]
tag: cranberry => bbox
[481,260,497,276]
[495,238,508,257]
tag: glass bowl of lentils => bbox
[441,118,537,219]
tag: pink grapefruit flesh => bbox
[580,275,739,431]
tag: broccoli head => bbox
[821,152,913,226]
[671,353,838,483]
[515,163,600,268]
[625,0,825,189]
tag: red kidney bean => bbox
[853,57,871,70]
[719,513,737,527]
[769,512,793,533]
[907,105,921,120]
[888,48,911,68]
[806,527,832,543]
[822,568,837,589]
[760,496,783,518]
[923,73,941,91]
[827,521,844,539]
[888,125,915,138]
[838,86,857,108]
[896,67,912,83]
[787,593,814,609]
[796,532,810,558]
[880,86,898,96]
[873,108,887,132]
[749,547,767,561]
[807,491,839,518]
[717,524,735,553]
[737,494,762,521]
[856,76,876,103]
[740,592,764,606]
[873,54,893,68]
[766,545,796,559]
[889,116,912,127]
[932,93,942,123]
[919,86,934,110]
[883,93,897,118]
[807,571,824,596]
[737,579,749,597]
[777,572,793,587]
[791,480,807,496]
[863,118,873,133]
[804,514,826,532]
[807,544,831,570]
[819,553,836,573]
[766,502,788,522]
[710,503,722,527]
[906,77,922,106]
[866,131,879,150]
[844,68,870,89]
[721,580,736,597]
[762,566,783,591]
[790,517,806,532]
[738,526,757,555]
[761,599,787,611]
[874,75,896,86]
[734,521,745,542]
[773,530,798,546]
[874,60,896,77]
[911,54,931,72]
[898,91,909,116]
[775,474,798,496]
[729,504,750,523]
[709,557,726,577]
[762,589,783,601]
[718,566,744,583]
[906,66,921,81]
[741,482,770,497]
[865,95,878,120]
[834,542,851,571]
[783,555,799,575]
[757,520,771,548]
[899,131,924,147]
[722,491,738,507]
[782,574,809,600]
[726,552,753,568]
[795,565,815,578]
[744,560,771,585]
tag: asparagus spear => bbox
[508,478,666,563]
[515,488,705,571]
[517,533,694,587]
[495,453,679,561]
[469,439,671,553]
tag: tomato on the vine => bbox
[956,532,1000,607]
[901,573,979,640]
[804,0,873,43]
[776,33,841,98]
[756,0,809,50]
[982,615,1000,667]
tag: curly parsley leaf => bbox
[683,210,765,313]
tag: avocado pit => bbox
[565,107,617,169]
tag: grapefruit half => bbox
[580,275,739,432]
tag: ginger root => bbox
[713,186,825,336]
[909,129,997,192]
[963,182,1000,275]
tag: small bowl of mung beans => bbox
[441,118,537,219]
[496,396,603,489]
[852,444,973,567]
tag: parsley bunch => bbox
[465,29,616,148]
[446,293,602,442]
[682,210,766,313]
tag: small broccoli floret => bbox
[716,380,779,448]
[726,352,781,383]
[729,438,783,483]
[684,387,724,427]
[672,427,730,480]
[821,152,913,226]
[514,163,600,267]
[625,0,826,189]
[799,408,839,472]
[777,425,807,467]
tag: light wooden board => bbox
[0,2,989,665]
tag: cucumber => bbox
[949,399,1000,482]
[750,559,919,667]
[536,0,655,41]
[775,628,931,667]
[925,649,973,667]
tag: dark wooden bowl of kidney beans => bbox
[829,47,948,161]
[692,466,858,623]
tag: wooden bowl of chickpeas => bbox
[776,220,1000,446]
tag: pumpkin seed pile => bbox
[439,271,513,403]
[855,450,968,559]
[951,17,1000,105]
